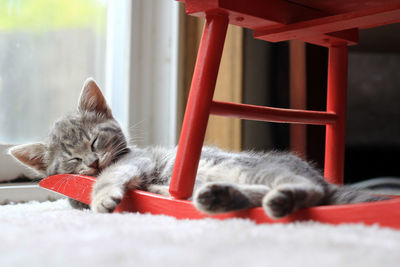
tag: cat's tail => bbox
[323,184,389,205]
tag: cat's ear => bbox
[78,78,112,118]
[8,143,48,173]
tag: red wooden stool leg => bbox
[169,14,229,199]
[324,45,348,185]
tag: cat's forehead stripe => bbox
[69,119,80,126]
[99,126,120,134]
[64,143,75,149]
[60,143,72,156]
[80,128,90,140]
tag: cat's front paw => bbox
[91,186,124,213]
[193,182,250,214]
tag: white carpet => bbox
[1,199,400,267]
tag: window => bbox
[0,0,108,144]
[0,0,181,194]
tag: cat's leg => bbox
[325,184,389,205]
[262,174,325,219]
[193,182,270,214]
[147,184,171,197]
[91,162,152,213]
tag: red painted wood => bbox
[182,0,325,25]
[289,41,307,157]
[254,4,400,46]
[210,100,337,125]
[39,174,400,229]
[39,174,95,204]
[168,14,229,200]
[178,1,400,46]
[119,190,400,229]
[288,0,400,15]
[299,28,359,48]
[178,0,400,15]
[324,46,348,185]
[177,0,361,46]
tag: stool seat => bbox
[178,0,400,47]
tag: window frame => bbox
[106,0,181,148]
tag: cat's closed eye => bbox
[91,136,98,152]
[68,157,82,162]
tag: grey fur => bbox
[9,78,388,218]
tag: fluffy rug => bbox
[1,199,400,267]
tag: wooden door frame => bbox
[178,10,243,151]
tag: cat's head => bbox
[9,78,129,177]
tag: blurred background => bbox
[0,0,399,188]
[0,0,107,143]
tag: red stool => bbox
[40,0,400,228]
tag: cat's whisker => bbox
[126,135,146,146]
[128,136,145,142]
[127,128,147,136]
[127,120,146,131]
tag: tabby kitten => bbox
[9,79,386,218]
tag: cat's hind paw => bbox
[91,186,123,213]
[262,184,323,219]
[193,182,251,214]
[262,188,299,219]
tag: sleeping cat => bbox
[9,78,386,218]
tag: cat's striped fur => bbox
[9,79,387,218]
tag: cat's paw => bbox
[263,184,325,219]
[262,189,298,219]
[91,186,124,213]
[193,182,250,214]
[263,186,314,219]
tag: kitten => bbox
[9,79,387,218]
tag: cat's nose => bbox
[89,159,99,169]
